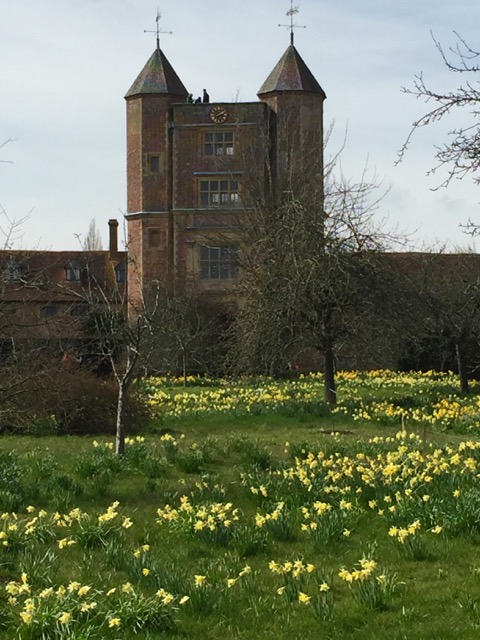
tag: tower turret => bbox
[125,46,188,214]
[125,41,188,303]
[258,43,326,202]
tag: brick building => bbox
[0,220,126,356]
[125,37,326,307]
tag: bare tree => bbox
[394,251,480,394]
[85,303,152,454]
[398,32,480,195]
[232,144,401,404]
[80,266,224,452]
[0,205,29,250]
[147,293,229,382]
[81,219,104,251]
[63,249,150,454]
[0,138,15,165]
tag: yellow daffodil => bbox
[194,575,206,587]
[298,591,311,604]
[58,612,72,625]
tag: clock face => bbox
[210,106,228,124]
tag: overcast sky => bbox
[1,0,480,251]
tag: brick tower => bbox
[125,43,188,306]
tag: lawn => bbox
[1,370,480,639]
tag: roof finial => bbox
[144,7,172,50]
[278,2,306,46]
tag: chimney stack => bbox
[108,219,119,253]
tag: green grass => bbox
[2,372,480,638]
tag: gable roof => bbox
[258,45,326,98]
[125,47,188,99]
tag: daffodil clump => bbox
[75,501,134,548]
[156,495,241,546]
[338,557,399,609]
[240,430,480,541]
[388,519,442,560]
[4,572,184,638]
[342,396,480,430]
[184,565,254,615]
[300,499,358,548]
[143,377,321,420]
[334,370,480,432]
[0,502,135,562]
[254,501,297,542]
[269,559,333,620]
[141,374,218,389]
[140,369,480,434]
[269,558,317,600]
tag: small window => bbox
[41,305,59,317]
[65,261,82,282]
[149,155,160,172]
[115,262,126,283]
[148,229,161,248]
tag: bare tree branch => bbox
[397,31,480,192]
[0,138,16,164]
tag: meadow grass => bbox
[2,371,480,638]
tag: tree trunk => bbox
[324,343,337,405]
[455,340,469,394]
[115,380,128,455]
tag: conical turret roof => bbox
[125,47,188,98]
[258,45,326,98]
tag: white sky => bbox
[1,0,479,251]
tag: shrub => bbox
[1,364,149,436]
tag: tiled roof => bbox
[258,45,326,98]
[0,250,126,302]
[125,47,189,98]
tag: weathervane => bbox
[278,2,306,46]
[144,8,172,49]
